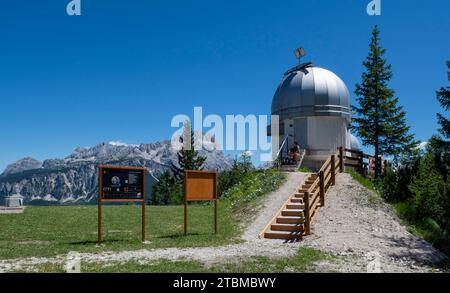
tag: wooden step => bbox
[294,193,305,198]
[264,231,303,240]
[281,209,304,217]
[276,216,305,224]
[271,223,304,232]
[290,198,303,203]
[286,203,305,209]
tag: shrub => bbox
[377,153,421,203]
[409,153,450,230]
[218,152,254,198]
[151,171,183,205]
[222,169,285,210]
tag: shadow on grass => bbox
[67,239,124,245]
[155,232,216,239]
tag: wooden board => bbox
[97,165,147,243]
[184,170,217,201]
[98,166,146,201]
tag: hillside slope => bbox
[303,173,447,272]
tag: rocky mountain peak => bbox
[0,138,233,204]
[1,157,43,177]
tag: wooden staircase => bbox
[279,149,306,173]
[261,148,345,241]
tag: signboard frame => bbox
[184,170,218,236]
[97,165,147,243]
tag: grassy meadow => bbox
[0,169,286,260]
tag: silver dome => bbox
[271,64,351,122]
[349,133,361,150]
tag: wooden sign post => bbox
[97,166,147,243]
[184,170,218,236]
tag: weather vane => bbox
[294,47,306,64]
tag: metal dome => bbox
[271,64,351,122]
[349,133,361,150]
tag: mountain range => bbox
[0,137,233,204]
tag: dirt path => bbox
[302,173,446,272]
[0,172,446,273]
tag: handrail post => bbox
[331,155,336,186]
[359,151,364,175]
[303,191,310,235]
[319,170,325,207]
[339,147,344,173]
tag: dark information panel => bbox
[100,167,145,200]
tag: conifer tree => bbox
[171,121,206,179]
[429,61,450,180]
[436,61,450,138]
[352,25,416,177]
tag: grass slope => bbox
[0,170,286,260]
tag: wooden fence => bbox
[339,147,385,177]
[302,147,384,235]
[303,148,343,235]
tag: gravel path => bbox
[0,172,446,273]
[302,173,447,273]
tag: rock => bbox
[0,138,233,204]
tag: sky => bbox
[0,0,449,171]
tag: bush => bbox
[222,169,285,210]
[151,171,183,205]
[377,153,421,203]
[394,202,418,222]
[348,169,376,191]
[409,153,450,230]
[218,153,254,198]
[153,152,257,205]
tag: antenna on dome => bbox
[294,47,306,64]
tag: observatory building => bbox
[270,49,358,170]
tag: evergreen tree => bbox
[429,61,450,180]
[352,25,416,177]
[436,61,450,138]
[171,121,206,179]
[152,170,182,205]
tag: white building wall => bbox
[293,116,348,158]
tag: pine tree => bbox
[352,25,417,178]
[429,61,450,180]
[437,61,450,138]
[171,121,206,179]
[152,170,182,205]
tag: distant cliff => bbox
[0,139,233,204]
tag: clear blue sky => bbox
[0,0,449,171]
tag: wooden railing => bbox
[302,147,386,235]
[303,148,343,235]
[339,148,385,177]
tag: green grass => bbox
[0,170,286,260]
[298,166,313,173]
[223,169,286,211]
[14,247,335,273]
[347,169,376,191]
[393,202,450,259]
